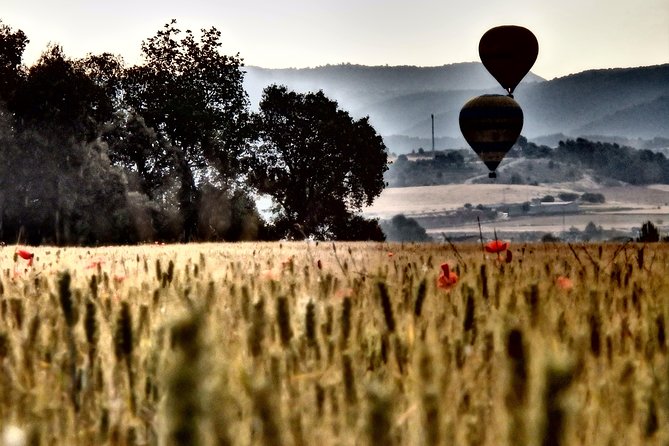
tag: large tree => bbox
[11,44,114,141]
[0,19,28,107]
[121,20,253,241]
[249,85,387,240]
[0,34,134,245]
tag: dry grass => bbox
[0,241,667,445]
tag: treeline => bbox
[386,136,669,187]
[386,150,477,186]
[0,20,388,245]
[551,138,669,184]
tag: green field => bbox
[0,242,667,445]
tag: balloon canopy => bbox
[479,26,538,95]
[459,94,523,177]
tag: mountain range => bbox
[243,62,669,154]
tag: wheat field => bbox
[0,241,667,445]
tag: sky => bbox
[3,0,668,80]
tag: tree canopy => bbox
[121,20,254,241]
[249,85,387,240]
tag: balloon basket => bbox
[488,172,497,179]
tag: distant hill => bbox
[243,63,669,153]
[244,62,544,113]
[574,95,669,138]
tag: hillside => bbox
[243,62,544,116]
[243,63,669,153]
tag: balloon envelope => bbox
[479,26,538,95]
[459,95,523,175]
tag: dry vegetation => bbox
[0,242,668,445]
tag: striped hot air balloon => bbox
[459,94,523,178]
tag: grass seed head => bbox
[276,296,293,347]
[305,299,316,344]
[342,353,357,405]
[84,300,98,348]
[377,282,396,333]
[340,296,352,349]
[414,278,427,317]
[0,331,9,360]
[366,383,394,446]
[58,271,75,327]
[114,302,133,361]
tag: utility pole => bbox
[431,114,435,158]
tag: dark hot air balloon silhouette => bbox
[479,25,538,96]
[459,94,523,178]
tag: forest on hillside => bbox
[386,138,669,187]
[244,64,669,142]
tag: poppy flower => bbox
[556,276,574,291]
[437,263,458,290]
[86,258,105,269]
[16,249,34,267]
[334,287,354,299]
[387,252,395,258]
[485,240,509,254]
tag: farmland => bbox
[0,242,668,445]
[364,183,669,239]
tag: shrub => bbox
[580,193,605,203]
[638,221,660,242]
[380,214,431,242]
[557,192,579,202]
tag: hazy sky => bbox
[3,0,668,79]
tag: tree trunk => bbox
[173,148,199,242]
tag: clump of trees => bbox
[379,215,431,242]
[636,221,669,243]
[554,138,669,185]
[0,19,388,244]
[390,136,669,188]
[385,150,474,186]
[580,193,606,204]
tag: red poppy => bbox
[16,249,34,267]
[334,287,354,299]
[86,258,105,269]
[437,263,458,290]
[556,276,574,291]
[387,252,395,258]
[484,240,509,254]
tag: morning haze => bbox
[3,0,668,79]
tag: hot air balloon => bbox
[459,94,523,178]
[479,25,538,96]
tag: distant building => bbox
[528,199,579,215]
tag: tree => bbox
[249,85,388,240]
[638,221,660,242]
[380,215,430,242]
[105,112,172,199]
[121,20,253,241]
[11,45,113,141]
[580,193,605,204]
[0,44,136,245]
[0,20,28,106]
